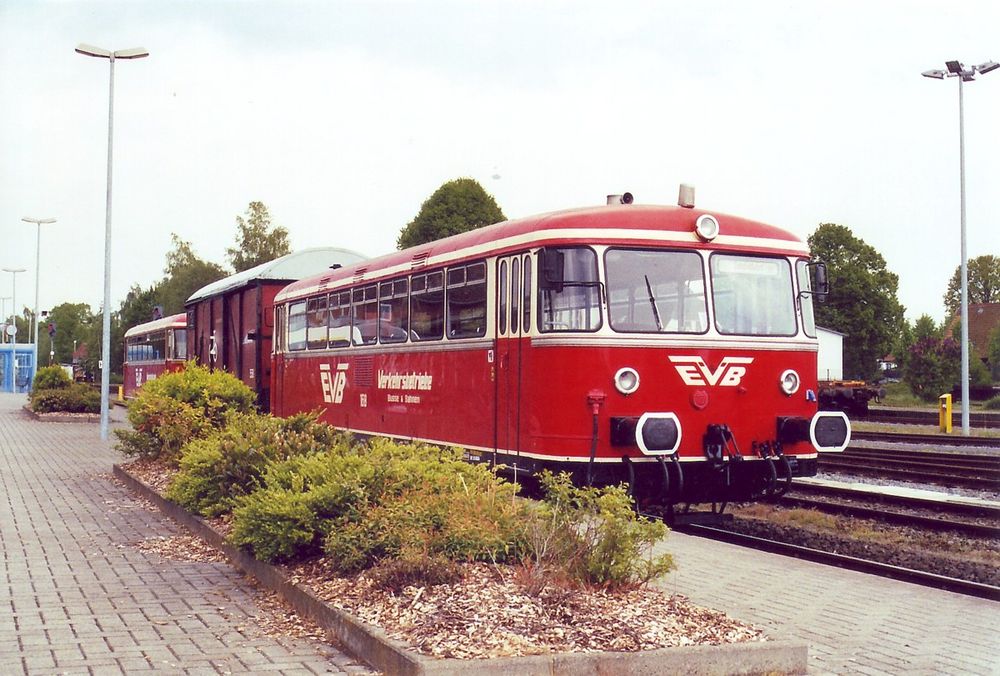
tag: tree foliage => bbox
[943,254,1000,317]
[227,201,291,273]
[159,234,228,313]
[808,224,905,380]
[988,325,1000,381]
[397,178,505,250]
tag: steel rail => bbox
[817,460,999,490]
[852,430,1000,449]
[790,480,1000,519]
[674,523,1000,601]
[777,493,1000,539]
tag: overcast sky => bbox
[1,0,997,326]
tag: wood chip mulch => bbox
[290,559,765,659]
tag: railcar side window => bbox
[711,255,796,336]
[288,301,307,351]
[522,257,532,332]
[410,271,444,341]
[511,257,520,334]
[379,279,409,344]
[796,260,817,338]
[538,247,602,332]
[447,262,487,339]
[328,291,352,348]
[306,296,328,349]
[498,262,507,335]
[173,328,188,360]
[605,249,707,333]
[352,284,379,345]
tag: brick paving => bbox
[655,526,1000,674]
[0,394,372,675]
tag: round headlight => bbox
[614,367,640,395]
[780,369,800,395]
[695,214,720,241]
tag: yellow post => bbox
[939,393,952,433]
[118,384,124,402]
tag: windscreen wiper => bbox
[644,275,663,331]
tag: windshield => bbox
[538,247,602,332]
[711,254,796,336]
[605,249,708,333]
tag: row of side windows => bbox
[125,329,186,362]
[285,261,487,351]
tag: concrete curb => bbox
[114,464,809,675]
[22,404,99,423]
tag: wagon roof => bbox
[185,247,368,305]
[276,204,808,303]
[123,313,186,339]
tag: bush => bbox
[115,363,255,463]
[33,365,71,391]
[166,412,347,517]
[521,472,675,591]
[984,395,1000,411]
[30,383,100,414]
[229,438,528,568]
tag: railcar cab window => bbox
[711,254,796,336]
[306,296,328,349]
[410,271,444,341]
[447,262,487,338]
[538,247,602,332]
[288,301,307,351]
[795,260,817,338]
[379,279,409,344]
[352,284,379,345]
[328,291,352,347]
[605,249,707,333]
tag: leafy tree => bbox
[987,324,1000,381]
[158,234,227,314]
[226,201,291,273]
[397,178,505,249]
[808,224,905,381]
[943,254,1000,316]
[904,334,960,402]
[40,303,95,366]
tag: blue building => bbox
[0,343,36,393]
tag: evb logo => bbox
[320,363,349,404]
[669,356,754,387]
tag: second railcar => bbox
[123,313,188,398]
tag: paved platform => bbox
[2,392,998,675]
[0,394,371,675]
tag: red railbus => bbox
[123,313,188,399]
[270,198,850,509]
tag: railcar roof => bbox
[186,247,368,305]
[123,313,186,339]
[276,204,808,303]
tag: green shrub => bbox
[228,482,319,562]
[115,363,255,463]
[166,412,347,517]
[33,365,71,391]
[521,472,675,591]
[30,383,100,413]
[984,395,1000,411]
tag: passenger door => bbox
[495,253,531,461]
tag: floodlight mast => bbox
[75,43,148,441]
[921,59,996,436]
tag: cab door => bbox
[495,253,531,461]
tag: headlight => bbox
[780,369,800,395]
[695,214,720,241]
[614,367,640,395]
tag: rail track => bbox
[817,447,1000,491]
[673,523,1000,601]
[861,407,1000,429]
[851,429,999,449]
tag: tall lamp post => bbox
[76,43,149,441]
[921,59,998,437]
[0,296,9,345]
[3,268,26,392]
[22,217,56,387]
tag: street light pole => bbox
[921,59,997,437]
[22,217,56,388]
[3,268,26,392]
[76,43,149,441]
